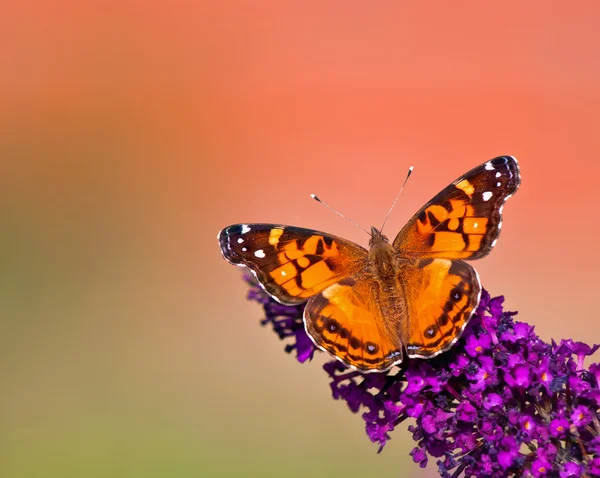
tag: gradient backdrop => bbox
[2,2,600,477]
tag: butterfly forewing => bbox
[219,224,367,305]
[394,156,520,260]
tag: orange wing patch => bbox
[394,156,520,260]
[304,276,403,372]
[400,258,481,358]
[219,224,367,305]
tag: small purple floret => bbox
[560,462,582,478]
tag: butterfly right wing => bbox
[389,156,519,358]
[219,224,368,305]
[304,274,403,372]
[393,156,520,260]
[399,257,481,359]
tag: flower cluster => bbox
[246,276,316,364]
[244,274,600,477]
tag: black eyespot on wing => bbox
[451,287,463,302]
[425,326,437,338]
[364,342,379,355]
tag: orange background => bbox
[2,2,600,477]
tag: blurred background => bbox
[2,2,600,477]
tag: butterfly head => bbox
[369,226,389,246]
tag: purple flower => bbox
[449,353,470,376]
[501,321,534,343]
[242,275,600,477]
[560,462,582,478]
[483,392,503,411]
[589,363,600,387]
[488,295,504,320]
[518,414,536,439]
[558,340,600,370]
[589,457,600,475]
[589,436,600,454]
[568,374,591,394]
[366,422,392,451]
[498,436,519,470]
[410,446,428,468]
[531,458,553,477]
[294,328,316,362]
[456,401,478,423]
[549,418,569,438]
[537,356,555,394]
[505,363,532,388]
[402,395,424,419]
[537,443,557,463]
[464,333,492,357]
[466,355,498,393]
[404,366,426,395]
[571,404,592,428]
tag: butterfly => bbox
[218,156,520,373]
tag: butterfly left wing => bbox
[398,257,481,358]
[304,274,403,372]
[219,224,367,305]
[393,156,520,260]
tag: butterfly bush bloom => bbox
[243,274,600,477]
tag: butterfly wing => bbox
[392,156,520,358]
[304,274,403,372]
[393,156,520,259]
[398,258,481,358]
[219,224,367,305]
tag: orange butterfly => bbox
[219,156,520,373]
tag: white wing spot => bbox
[498,221,503,230]
[242,247,247,252]
[485,161,495,171]
[482,191,493,201]
[254,249,266,258]
[491,239,498,247]
[473,222,478,229]
[499,205,504,214]
[496,182,501,187]
[237,238,244,244]
[281,270,287,276]
[241,224,251,234]
[495,171,501,178]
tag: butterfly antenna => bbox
[310,194,371,236]
[380,166,414,234]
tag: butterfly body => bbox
[364,228,408,340]
[219,156,520,372]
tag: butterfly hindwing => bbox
[399,258,481,358]
[304,275,403,372]
[219,224,367,305]
[394,156,520,260]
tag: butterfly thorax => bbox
[368,227,397,279]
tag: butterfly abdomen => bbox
[365,239,408,342]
